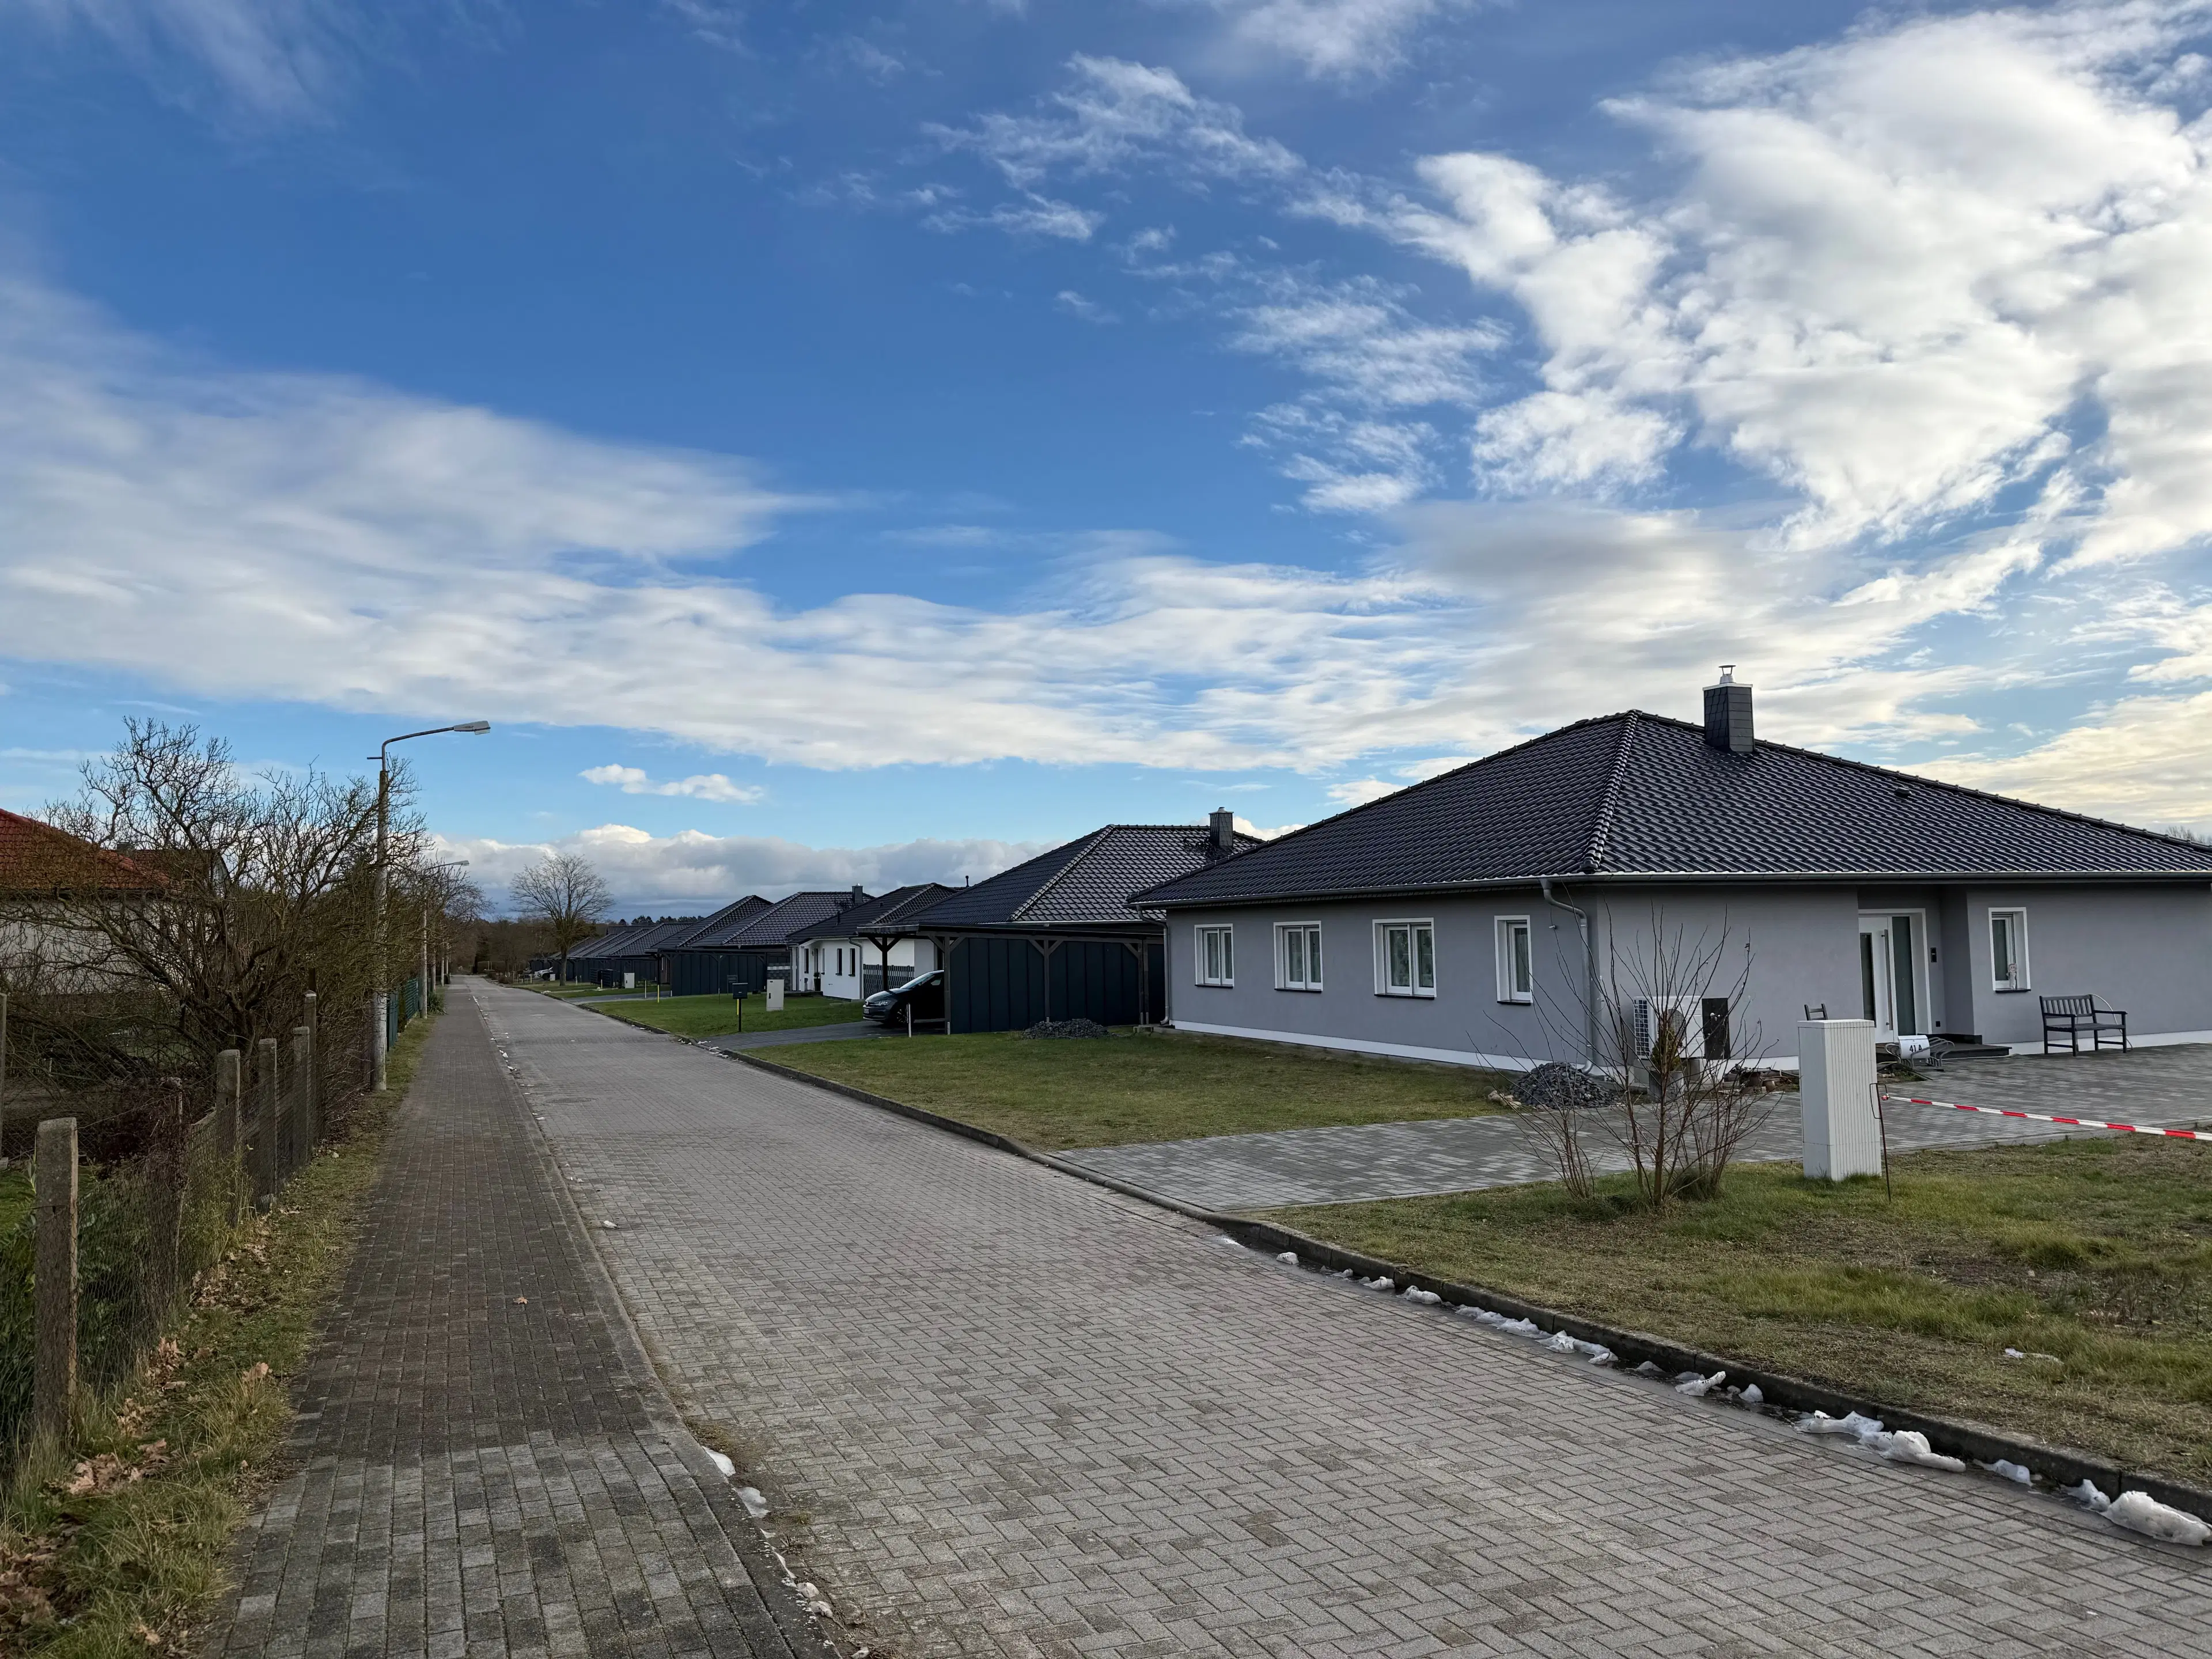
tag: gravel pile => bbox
[1513,1061,1611,1110]
[1022,1018,1113,1040]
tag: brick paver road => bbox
[482,983,2212,1659]
[209,992,825,1659]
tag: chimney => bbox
[1703,665,1755,755]
[849,884,865,907]
[1209,808,1237,853]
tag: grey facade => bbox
[1140,683,2212,1069]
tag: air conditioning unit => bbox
[1631,995,1732,1061]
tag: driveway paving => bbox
[482,982,2212,1659]
[1061,1043,2212,1210]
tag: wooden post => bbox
[33,1117,77,1445]
[256,1037,279,1203]
[146,1079,185,1321]
[0,990,9,1169]
[301,992,319,1153]
[291,1026,313,1170]
[216,1049,243,1227]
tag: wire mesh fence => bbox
[0,1023,335,1459]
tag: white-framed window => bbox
[1494,916,1533,1003]
[1373,919,1436,998]
[1275,922,1323,991]
[1195,924,1234,987]
[1990,908,2029,991]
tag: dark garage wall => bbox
[948,937,1165,1033]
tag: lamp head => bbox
[454,720,491,734]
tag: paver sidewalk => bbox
[487,983,2212,1659]
[207,990,821,1659]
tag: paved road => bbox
[1062,1046,2212,1210]
[210,993,823,1659]
[482,983,2212,1659]
[697,1022,884,1054]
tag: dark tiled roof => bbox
[789,884,953,941]
[919,825,1263,930]
[1139,711,2212,907]
[669,895,772,950]
[0,809,164,894]
[619,919,705,956]
[711,890,870,949]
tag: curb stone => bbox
[480,994,849,1658]
[722,1046,2212,1534]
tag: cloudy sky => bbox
[4,0,2212,909]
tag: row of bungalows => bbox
[546,815,1260,1032]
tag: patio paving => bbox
[1058,1041,2212,1211]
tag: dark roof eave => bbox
[1139,866,2212,907]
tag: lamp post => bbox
[373,722,489,1092]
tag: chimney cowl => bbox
[1208,807,1237,853]
[1702,670,1755,755]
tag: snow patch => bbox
[1870,1430,1964,1472]
[1363,1275,1395,1291]
[706,1449,734,1478]
[1275,1251,1299,1265]
[2065,1479,2114,1512]
[1979,1460,2033,1486]
[1675,1371,1726,1399]
[1739,1384,1763,1407]
[1400,1286,1442,1305]
[2107,1491,2210,1546]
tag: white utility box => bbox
[766,976,785,1012]
[1800,1018,1882,1180]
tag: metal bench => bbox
[2040,994,2129,1054]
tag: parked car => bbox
[863,968,944,1025]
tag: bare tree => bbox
[1,719,428,1150]
[509,853,611,980]
[1520,907,1777,1209]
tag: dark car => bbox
[863,968,944,1025]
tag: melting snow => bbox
[738,1486,770,1520]
[1675,1371,1726,1398]
[1980,1460,2033,1486]
[2107,1491,2210,1546]
[706,1449,735,1478]
[2065,1480,2114,1512]
[1275,1252,1298,1265]
[1401,1286,1442,1305]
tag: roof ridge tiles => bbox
[1582,711,1639,874]
[1009,826,1116,924]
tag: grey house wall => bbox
[1164,880,2212,1067]
[1955,884,2212,1050]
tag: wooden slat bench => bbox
[2040,994,2129,1054]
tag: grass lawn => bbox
[766,1028,1510,1152]
[0,1010,438,1656]
[594,991,866,1040]
[1264,1135,2212,1485]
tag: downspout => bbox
[1540,877,1597,1067]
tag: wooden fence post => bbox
[33,1118,77,1445]
[216,1049,243,1226]
[291,1026,313,1171]
[301,992,319,1153]
[255,1037,279,1203]
[146,1080,185,1321]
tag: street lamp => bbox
[372,722,490,1091]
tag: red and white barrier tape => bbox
[1881,1094,2212,1142]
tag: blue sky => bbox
[5,0,2212,910]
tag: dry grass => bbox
[1265,1134,2212,1484]
[768,1027,1510,1152]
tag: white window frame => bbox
[1989,908,2030,992]
[1275,922,1324,991]
[1494,916,1533,1004]
[1195,923,1235,987]
[1373,919,1437,998]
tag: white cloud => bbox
[1211,0,1472,81]
[5,0,349,120]
[924,194,1103,241]
[929,56,1301,195]
[1325,777,1398,806]
[579,764,766,805]
[444,825,1051,912]
[1056,289,1120,323]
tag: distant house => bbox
[662,889,869,997]
[790,884,954,1000]
[1137,675,2212,1068]
[892,817,1260,1032]
[0,808,169,990]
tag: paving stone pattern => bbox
[210,994,819,1659]
[1061,1045,2212,1211]
[482,984,2212,1659]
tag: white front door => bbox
[1858,916,1896,1039]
